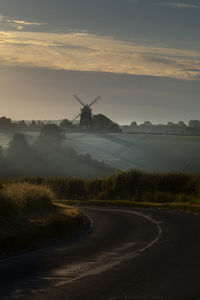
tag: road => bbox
[0,207,200,299]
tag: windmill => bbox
[72,95,101,128]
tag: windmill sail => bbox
[73,95,85,107]
[73,113,81,121]
[89,96,101,108]
[72,94,102,128]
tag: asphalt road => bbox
[0,207,200,300]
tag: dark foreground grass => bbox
[0,204,84,258]
[0,183,84,258]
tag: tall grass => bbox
[43,170,200,203]
[1,169,200,206]
[0,183,54,217]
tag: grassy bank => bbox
[57,200,200,214]
[0,183,84,257]
[1,169,200,256]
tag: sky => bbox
[0,0,200,124]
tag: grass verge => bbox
[0,183,85,258]
[0,204,84,258]
[56,200,200,214]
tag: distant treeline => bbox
[0,115,120,132]
[0,124,115,178]
[2,170,199,204]
[0,116,73,132]
[123,120,200,135]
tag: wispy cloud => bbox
[0,30,200,80]
[0,15,46,30]
[156,2,200,9]
[124,0,138,3]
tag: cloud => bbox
[0,30,200,80]
[156,2,200,9]
[7,20,43,26]
[124,0,138,3]
[0,15,46,30]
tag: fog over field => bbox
[1,132,200,174]
[65,133,200,173]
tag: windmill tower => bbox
[73,95,101,129]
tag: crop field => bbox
[1,132,200,173]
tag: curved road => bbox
[1,207,200,299]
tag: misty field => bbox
[65,133,200,173]
[1,132,200,174]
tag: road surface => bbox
[0,207,200,299]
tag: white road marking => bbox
[3,207,163,298]
[52,208,163,287]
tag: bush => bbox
[45,207,83,235]
[49,178,86,200]
[1,169,200,207]
[1,183,54,216]
[19,170,199,204]
[0,190,19,217]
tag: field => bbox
[1,132,200,173]
[65,133,200,173]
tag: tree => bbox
[60,119,73,129]
[141,121,152,127]
[93,114,120,131]
[0,116,13,131]
[178,121,186,127]
[37,124,65,147]
[8,133,30,156]
[0,146,3,161]
[189,120,200,128]
[0,146,6,178]
[7,133,31,175]
[167,122,176,127]
[131,121,137,127]
[17,120,27,130]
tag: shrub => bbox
[0,190,19,217]
[1,169,200,206]
[1,183,54,215]
[45,207,83,235]
[48,178,86,199]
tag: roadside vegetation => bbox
[6,169,200,213]
[13,170,198,201]
[1,169,200,257]
[0,182,84,257]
